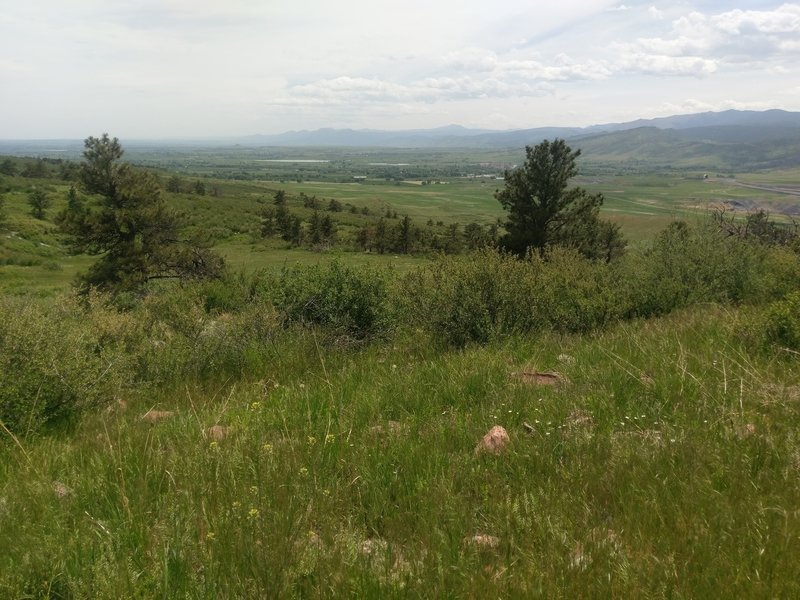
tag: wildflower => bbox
[206,532,216,541]
[299,383,306,389]
[250,486,258,495]
[250,401,261,411]
[322,489,331,497]
[307,436,317,446]
[248,508,259,519]
[299,467,309,476]
[232,501,241,509]
[209,441,218,450]
[325,434,335,444]
[262,443,273,454]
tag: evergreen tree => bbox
[55,186,89,251]
[260,207,277,237]
[375,218,388,254]
[0,158,16,176]
[27,188,51,219]
[496,139,625,260]
[166,175,183,193]
[395,215,413,253]
[59,134,224,292]
[321,214,335,242]
[308,210,322,245]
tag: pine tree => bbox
[496,139,625,260]
[59,134,224,292]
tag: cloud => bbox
[442,49,612,81]
[614,53,717,76]
[273,75,556,106]
[634,4,800,62]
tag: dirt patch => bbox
[369,420,406,436]
[513,370,565,386]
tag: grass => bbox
[1,304,798,597]
[219,241,429,274]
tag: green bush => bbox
[0,295,133,433]
[763,291,800,351]
[266,260,393,340]
[402,248,618,346]
[617,221,786,319]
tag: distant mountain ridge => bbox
[2,109,800,170]
[243,109,800,149]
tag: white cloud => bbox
[615,53,718,76]
[635,4,800,61]
[2,0,800,136]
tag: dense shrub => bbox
[0,295,132,433]
[616,221,797,319]
[401,249,540,346]
[0,288,283,434]
[402,248,618,346]
[265,260,393,340]
[763,291,800,351]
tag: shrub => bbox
[265,260,393,340]
[402,248,618,346]
[0,295,134,433]
[618,221,780,319]
[763,291,800,351]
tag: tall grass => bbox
[0,219,798,596]
[1,305,798,597]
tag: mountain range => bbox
[245,109,800,147]
[239,109,800,169]
[3,110,800,170]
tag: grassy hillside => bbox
[1,299,798,597]
[1,152,799,595]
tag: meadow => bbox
[1,147,799,597]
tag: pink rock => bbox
[476,425,510,455]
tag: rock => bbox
[468,534,501,549]
[369,420,405,436]
[207,425,229,441]
[558,353,575,364]
[475,425,510,455]
[53,481,71,499]
[141,409,175,424]
[514,370,564,386]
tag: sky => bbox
[1,0,799,138]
